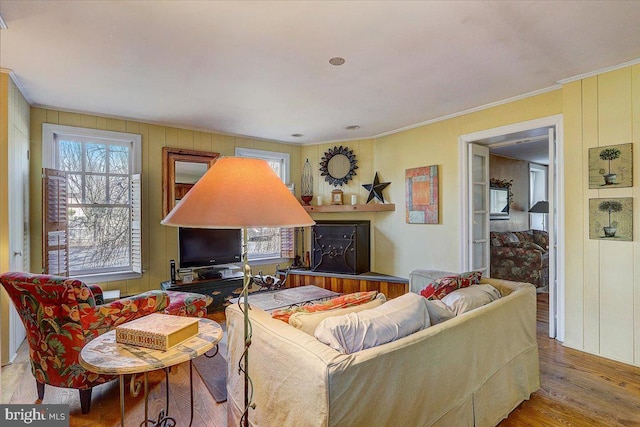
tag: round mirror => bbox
[327,154,351,179]
[319,146,358,186]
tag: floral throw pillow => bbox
[271,291,378,323]
[419,271,482,300]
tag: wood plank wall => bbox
[563,64,640,366]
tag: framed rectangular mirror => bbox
[490,186,510,220]
[162,148,220,217]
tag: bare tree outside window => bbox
[242,156,287,260]
[59,139,131,273]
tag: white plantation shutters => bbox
[130,173,142,274]
[42,168,69,276]
[280,228,295,259]
[42,124,142,281]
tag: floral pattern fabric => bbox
[0,272,209,395]
[164,290,211,318]
[490,230,549,288]
[271,291,378,323]
[418,271,483,300]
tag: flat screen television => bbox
[178,227,242,268]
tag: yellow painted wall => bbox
[29,109,302,295]
[372,90,563,278]
[563,65,640,366]
[300,140,381,269]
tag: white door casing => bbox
[459,114,564,340]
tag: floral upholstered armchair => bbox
[489,230,549,288]
[0,272,210,414]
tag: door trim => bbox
[458,114,565,341]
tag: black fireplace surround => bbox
[311,220,370,275]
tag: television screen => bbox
[179,228,242,268]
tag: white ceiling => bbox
[1,1,640,144]
[477,127,551,165]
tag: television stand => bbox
[161,271,244,313]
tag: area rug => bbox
[193,324,227,403]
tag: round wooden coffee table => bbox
[79,317,222,427]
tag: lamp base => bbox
[301,195,313,205]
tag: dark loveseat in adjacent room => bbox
[490,229,549,288]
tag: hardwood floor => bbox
[2,300,640,426]
[500,294,640,426]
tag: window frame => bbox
[234,147,293,264]
[42,124,142,282]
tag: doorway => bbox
[459,115,564,340]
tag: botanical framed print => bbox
[588,143,632,188]
[589,197,633,241]
[405,165,438,224]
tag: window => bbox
[235,148,294,262]
[43,124,142,282]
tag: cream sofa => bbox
[226,277,540,427]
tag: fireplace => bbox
[311,220,370,274]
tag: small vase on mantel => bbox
[301,159,313,205]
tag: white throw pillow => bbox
[424,299,455,325]
[440,284,501,316]
[314,292,430,354]
[289,293,387,335]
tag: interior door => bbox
[7,121,28,360]
[469,144,490,275]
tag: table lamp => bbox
[528,200,549,230]
[161,157,315,426]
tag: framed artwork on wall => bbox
[589,197,633,241]
[588,143,632,189]
[405,165,438,224]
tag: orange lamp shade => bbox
[161,157,315,229]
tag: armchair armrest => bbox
[87,284,104,305]
[80,290,170,340]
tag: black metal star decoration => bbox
[362,172,390,203]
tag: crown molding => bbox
[557,57,640,84]
[1,68,33,104]
[372,85,561,140]
[31,102,303,147]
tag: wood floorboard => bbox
[3,296,640,426]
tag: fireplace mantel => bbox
[303,203,395,213]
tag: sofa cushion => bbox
[418,270,482,300]
[440,284,501,315]
[271,290,378,323]
[507,241,545,252]
[424,299,456,324]
[289,293,386,335]
[314,292,430,354]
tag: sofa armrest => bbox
[80,290,170,340]
[480,277,535,297]
[226,303,346,427]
